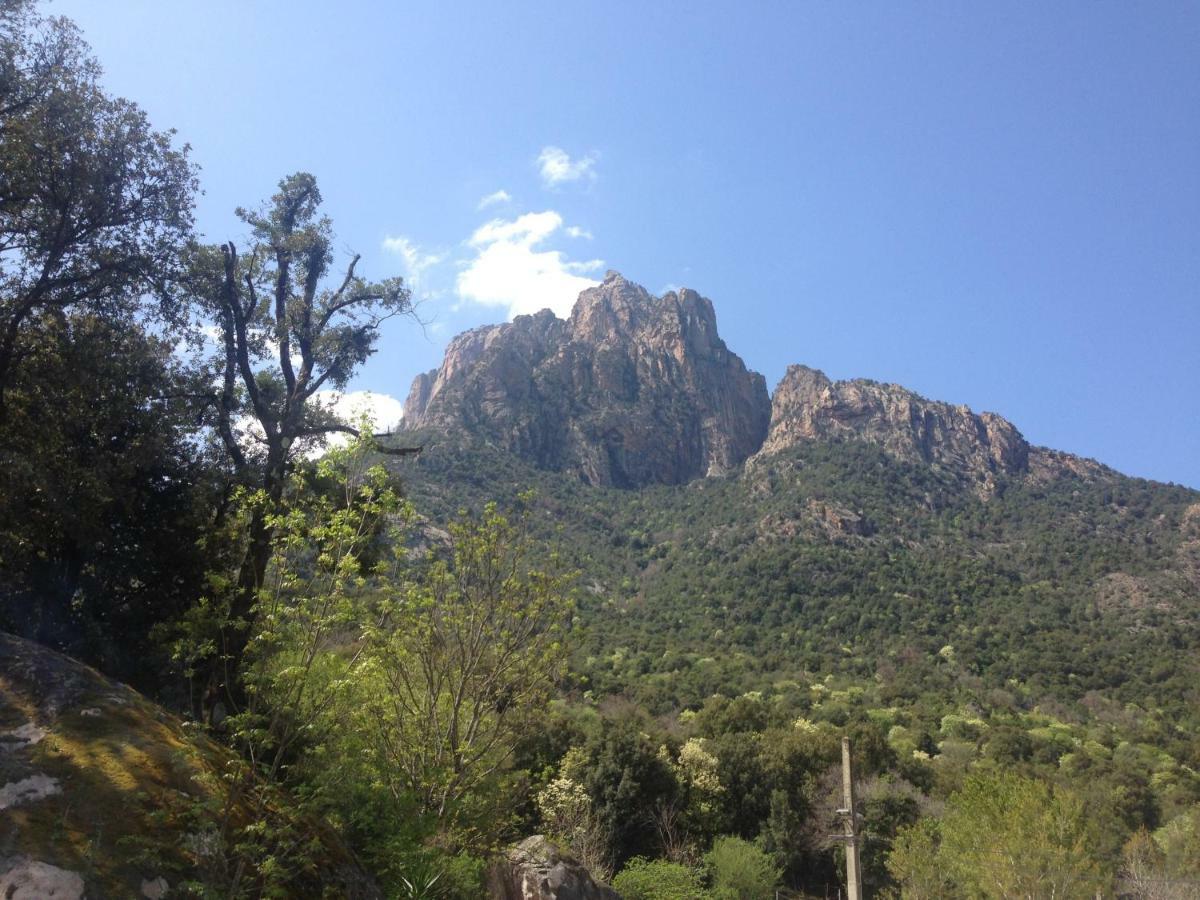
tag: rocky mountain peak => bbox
[402,274,770,488]
[757,364,1033,491]
[403,276,1104,494]
[567,272,719,350]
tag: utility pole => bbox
[837,736,863,900]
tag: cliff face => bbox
[755,365,1103,492]
[403,272,771,488]
[406,275,1103,492]
[757,365,1029,487]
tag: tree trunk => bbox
[204,442,288,723]
[0,299,38,419]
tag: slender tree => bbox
[191,172,418,713]
[364,501,574,831]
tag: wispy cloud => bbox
[457,211,602,319]
[537,146,597,188]
[477,189,512,210]
[565,225,593,239]
[310,390,406,454]
[381,235,445,290]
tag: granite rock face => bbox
[758,365,1032,490]
[406,277,1103,493]
[404,272,770,488]
[486,836,620,900]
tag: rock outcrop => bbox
[404,272,770,488]
[487,836,620,900]
[0,858,85,899]
[405,277,1107,494]
[0,631,380,898]
[758,364,1030,484]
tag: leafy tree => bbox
[890,771,1108,899]
[857,776,922,894]
[670,738,726,847]
[0,312,216,684]
[0,0,196,411]
[181,432,404,895]
[574,714,679,864]
[1120,813,1200,900]
[537,754,613,880]
[187,171,417,710]
[704,835,780,900]
[762,788,811,885]
[1118,805,1200,899]
[362,500,574,835]
[886,818,955,899]
[707,731,770,839]
[1153,805,1200,879]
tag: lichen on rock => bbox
[0,857,85,899]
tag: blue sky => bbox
[55,1,1200,487]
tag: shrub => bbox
[613,857,709,900]
[704,836,780,900]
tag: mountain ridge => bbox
[404,273,1107,492]
[404,271,771,488]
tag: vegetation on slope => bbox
[2,2,1198,895]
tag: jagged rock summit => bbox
[757,364,1103,491]
[759,364,1028,491]
[405,274,1102,492]
[404,272,771,488]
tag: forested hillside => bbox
[378,269,1200,896]
[383,416,1200,897]
[2,2,1198,897]
[390,431,1200,722]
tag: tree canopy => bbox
[0,0,196,409]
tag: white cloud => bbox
[456,211,602,319]
[319,390,405,431]
[565,225,593,240]
[537,146,597,187]
[232,392,405,461]
[381,235,445,290]
[477,189,512,210]
[310,390,406,454]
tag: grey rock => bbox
[487,836,621,900]
[404,272,770,488]
[759,365,1030,483]
[0,858,85,899]
[0,774,61,810]
[0,723,47,751]
[141,875,170,898]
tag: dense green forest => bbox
[381,432,1200,896]
[1,3,1198,897]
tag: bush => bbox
[438,852,486,900]
[612,857,709,900]
[888,773,1107,900]
[704,836,780,899]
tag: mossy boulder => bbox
[0,631,379,897]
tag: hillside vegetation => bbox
[2,3,1198,895]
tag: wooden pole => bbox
[841,736,862,900]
